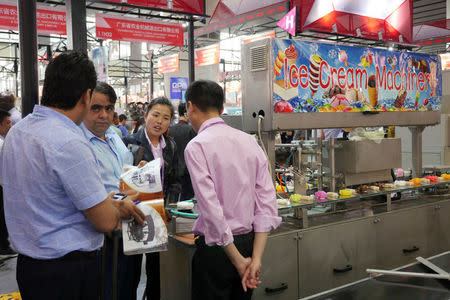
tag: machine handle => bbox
[333,265,353,273]
[265,283,288,294]
[403,246,419,254]
[362,111,379,115]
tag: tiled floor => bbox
[0,256,148,299]
[0,257,18,294]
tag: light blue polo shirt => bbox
[81,124,133,193]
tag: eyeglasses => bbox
[90,104,115,113]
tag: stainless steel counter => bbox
[301,251,450,300]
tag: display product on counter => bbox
[356,185,369,193]
[394,180,406,187]
[369,186,380,192]
[326,192,339,200]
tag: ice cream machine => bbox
[241,38,442,190]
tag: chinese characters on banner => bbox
[96,0,204,15]
[158,54,179,74]
[0,1,66,34]
[194,44,220,67]
[96,13,184,47]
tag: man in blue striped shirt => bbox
[0,51,145,300]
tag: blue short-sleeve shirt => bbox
[81,123,133,193]
[0,105,108,259]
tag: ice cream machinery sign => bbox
[272,39,442,113]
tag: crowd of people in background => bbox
[0,51,280,300]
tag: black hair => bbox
[145,97,174,118]
[0,94,15,111]
[119,114,127,122]
[94,81,117,104]
[0,109,10,123]
[185,80,224,113]
[41,51,97,110]
[178,103,187,116]
[113,112,118,118]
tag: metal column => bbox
[18,0,39,117]
[410,126,425,178]
[188,18,195,84]
[66,0,87,54]
[14,44,18,97]
[150,60,154,100]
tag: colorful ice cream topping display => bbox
[272,39,442,114]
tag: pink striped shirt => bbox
[185,117,281,246]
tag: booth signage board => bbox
[243,30,275,44]
[96,13,184,46]
[441,53,450,70]
[170,77,188,99]
[194,44,220,67]
[94,0,204,15]
[272,39,442,113]
[91,46,109,82]
[0,1,66,35]
[277,6,296,36]
[158,54,179,74]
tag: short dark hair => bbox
[0,109,10,123]
[145,97,174,118]
[119,114,127,122]
[41,51,97,110]
[94,81,117,104]
[185,80,224,113]
[178,103,187,116]
[0,94,15,111]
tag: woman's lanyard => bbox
[90,136,123,180]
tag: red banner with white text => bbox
[94,0,204,15]
[0,1,66,34]
[158,54,179,74]
[96,13,184,46]
[195,44,220,67]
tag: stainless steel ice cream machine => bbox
[160,38,449,300]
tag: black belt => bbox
[20,250,99,262]
[194,231,254,248]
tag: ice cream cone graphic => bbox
[285,44,298,68]
[273,50,286,80]
[368,75,378,107]
[309,55,322,97]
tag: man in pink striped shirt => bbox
[185,80,281,300]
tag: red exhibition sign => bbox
[195,44,220,67]
[0,1,66,35]
[158,54,179,74]
[96,13,184,46]
[97,0,204,15]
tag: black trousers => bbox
[0,185,10,249]
[17,252,100,300]
[104,236,142,300]
[192,232,254,300]
[145,252,160,300]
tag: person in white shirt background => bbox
[0,94,21,126]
